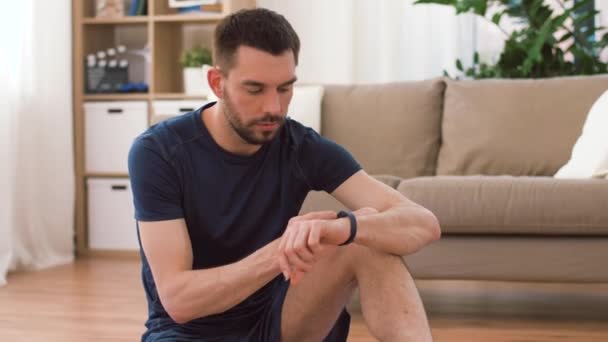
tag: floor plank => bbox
[1,257,607,341]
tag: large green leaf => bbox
[456,59,464,71]
[558,0,595,15]
[521,17,553,74]
[571,0,595,13]
[573,10,600,27]
[492,10,505,25]
[601,32,608,44]
[528,0,544,20]
[553,12,570,27]
[558,32,573,43]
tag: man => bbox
[129,7,440,342]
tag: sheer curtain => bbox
[0,0,74,286]
[257,0,476,84]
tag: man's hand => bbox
[277,207,379,285]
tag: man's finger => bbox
[294,228,315,262]
[291,269,305,286]
[285,229,313,272]
[277,230,293,280]
[308,222,323,255]
[278,253,291,281]
[285,252,312,272]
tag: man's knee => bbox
[340,244,406,275]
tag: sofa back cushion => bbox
[321,78,445,179]
[437,75,608,176]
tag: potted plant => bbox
[414,0,608,79]
[180,46,213,95]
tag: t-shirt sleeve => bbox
[128,135,184,221]
[297,128,362,193]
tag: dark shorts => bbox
[144,279,351,342]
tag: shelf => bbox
[152,14,223,22]
[83,93,209,101]
[86,173,130,178]
[84,94,150,101]
[73,0,257,255]
[82,17,149,24]
[153,21,214,93]
[83,249,140,258]
[153,93,209,100]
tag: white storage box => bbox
[152,100,207,117]
[85,101,148,174]
[87,178,139,250]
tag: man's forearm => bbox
[162,238,282,323]
[351,203,441,256]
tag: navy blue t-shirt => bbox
[128,101,361,337]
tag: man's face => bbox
[220,46,297,145]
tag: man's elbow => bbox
[163,297,194,324]
[169,311,192,325]
[161,287,223,324]
[158,283,200,324]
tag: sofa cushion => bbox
[287,85,324,133]
[322,78,445,179]
[437,75,608,176]
[397,176,608,235]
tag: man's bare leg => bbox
[280,244,432,341]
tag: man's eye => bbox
[247,88,262,94]
[278,87,291,93]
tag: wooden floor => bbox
[1,258,608,341]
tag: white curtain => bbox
[257,0,476,84]
[601,0,608,22]
[0,0,74,286]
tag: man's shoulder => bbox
[285,117,342,153]
[132,110,203,160]
[283,117,361,193]
[284,117,318,148]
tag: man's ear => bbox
[207,67,224,100]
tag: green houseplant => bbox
[414,0,608,78]
[180,46,213,95]
[180,46,213,68]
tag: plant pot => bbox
[183,65,211,96]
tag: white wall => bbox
[257,0,476,84]
[257,0,356,84]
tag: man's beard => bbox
[222,88,285,145]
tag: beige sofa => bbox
[300,75,608,283]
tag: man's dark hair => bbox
[213,8,300,73]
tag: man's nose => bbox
[262,90,281,114]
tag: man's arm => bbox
[276,170,440,282]
[139,219,281,324]
[329,170,441,256]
